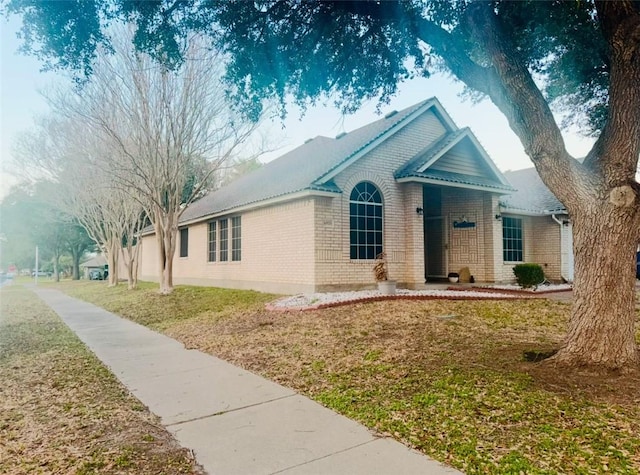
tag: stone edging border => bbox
[265,292,540,313]
[451,286,573,295]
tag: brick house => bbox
[138,97,572,293]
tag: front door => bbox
[423,186,447,280]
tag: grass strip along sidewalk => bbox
[57,280,640,474]
[0,284,203,475]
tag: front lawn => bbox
[56,280,640,474]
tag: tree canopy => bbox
[4,0,616,133]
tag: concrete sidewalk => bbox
[32,287,461,475]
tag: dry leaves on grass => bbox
[164,298,640,474]
[55,281,640,474]
[0,285,203,475]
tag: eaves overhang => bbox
[396,175,514,194]
[139,188,342,236]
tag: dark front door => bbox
[423,186,447,280]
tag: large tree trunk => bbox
[53,253,60,282]
[553,204,639,369]
[443,2,640,372]
[160,226,176,295]
[552,2,640,370]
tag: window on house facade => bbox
[502,216,523,262]
[179,228,189,258]
[219,218,228,261]
[349,181,383,260]
[208,221,216,262]
[231,216,241,261]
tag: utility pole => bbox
[35,245,39,285]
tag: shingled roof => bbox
[180,98,448,224]
[500,168,566,215]
[80,254,107,268]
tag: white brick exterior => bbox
[141,198,318,293]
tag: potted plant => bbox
[374,252,396,295]
[448,272,460,283]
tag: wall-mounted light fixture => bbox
[495,214,502,220]
[416,207,424,216]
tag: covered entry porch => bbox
[394,128,515,286]
[420,184,503,283]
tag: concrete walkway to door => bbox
[31,287,461,475]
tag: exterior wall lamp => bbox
[495,214,502,220]
[416,207,424,216]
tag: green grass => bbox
[54,280,275,331]
[0,284,202,475]
[315,366,639,474]
[50,279,640,474]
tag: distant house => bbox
[80,254,107,279]
[138,97,572,293]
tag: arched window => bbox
[349,181,383,259]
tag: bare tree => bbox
[13,114,146,289]
[45,30,264,294]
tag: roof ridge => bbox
[341,97,435,137]
[312,98,437,185]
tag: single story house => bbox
[80,254,108,279]
[139,97,573,293]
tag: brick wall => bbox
[483,193,503,282]
[530,216,562,280]
[140,234,158,278]
[498,214,562,282]
[314,110,448,290]
[402,183,427,287]
[140,199,317,293]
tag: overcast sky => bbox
[0,15,596,200]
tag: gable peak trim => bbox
[416,128,511,188]
[313,97,458,186]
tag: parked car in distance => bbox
[32,271,50,277]
[89,269,104,280]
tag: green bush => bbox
[513,263,545,288]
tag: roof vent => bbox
[384,110,398,119]
[335,131,347,139]
[304,137,313,143]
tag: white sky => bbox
[0,15,596,200]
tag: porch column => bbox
[403,183,426,288]
[483,193,504,282]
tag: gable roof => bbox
[80,254,107,268]
[500,168,567,215]
[180,97,455,225]
[394,128,514,192]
